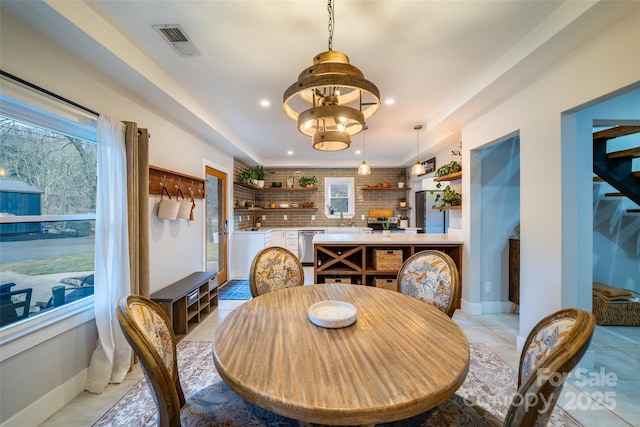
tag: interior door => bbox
[205,166,228,285]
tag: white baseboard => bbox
[461,299,483,315]
[481,301,516,314]
[1,368,88,427]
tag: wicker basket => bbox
[325,277,351,284]
[372,249,404,271]
[592,291,640,326]
[374,278,397,291]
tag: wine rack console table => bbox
[314,234,463,308]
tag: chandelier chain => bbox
[327,0,334,51]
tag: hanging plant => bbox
[430,183,461,209]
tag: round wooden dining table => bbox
[212,284,469,425]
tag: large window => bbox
[325,177,355,218]
[0,80,97,329]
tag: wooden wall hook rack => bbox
[149,165,205,199]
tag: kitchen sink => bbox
[325,227,365,234]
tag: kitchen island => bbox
[313,233,462,307]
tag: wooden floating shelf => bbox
[234,207,317,212]
[149,165,205,199]
[432,205,462,211]
[361,187,411,191]
[434,171,462,182]
[234,182,317,191]
[261,186,318,191]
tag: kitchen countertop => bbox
[234,226,373,233]
[313,233,463,244]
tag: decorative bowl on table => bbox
[308,300,357,328]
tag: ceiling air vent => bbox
[152,24,200,57]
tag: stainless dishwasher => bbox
[298,230,325,266]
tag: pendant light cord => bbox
[362,125,367,160]
[327,0,334,51]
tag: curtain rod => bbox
[1,70,99,117]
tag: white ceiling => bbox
[2,1,632,168]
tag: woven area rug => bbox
[93,342,581,426]
[218,280,251,300]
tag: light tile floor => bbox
[39,279,639,426]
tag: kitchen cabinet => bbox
[270,230,286,247]
[285,230,299,257]
[231,231,272,279]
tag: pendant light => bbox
[283,0,381,151]
[411,124,426,176]
[357,125,371,175]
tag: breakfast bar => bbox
[314,233,463,304]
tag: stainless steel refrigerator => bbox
[415,191,449,233]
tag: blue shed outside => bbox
[0,178,43,236]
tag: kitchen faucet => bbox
[339,211,344,227]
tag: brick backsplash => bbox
[233,160,409,230]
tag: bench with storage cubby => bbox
[150,271,218,341]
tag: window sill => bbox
[0,298,95,362]
[326,213,354,219]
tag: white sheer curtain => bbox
[85,115,132,393]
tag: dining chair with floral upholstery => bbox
[116,295,298,427]
[249,246,304,297]
[379,307,595,427]
[396,250,460,317]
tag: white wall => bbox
[461,8,640,345]
[479,137,520,313]
[0,13,233,425]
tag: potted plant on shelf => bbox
[396,169,407,188]
[429,183,462,210]
[239,168,257,186]
[398,196,407,208]
[299,176,318,188]
[327,205,336,215]
[254,165,265,188]
[435,143,462,178]
[434,161,461,178]
[399,215,409,229]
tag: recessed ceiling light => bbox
[260,99,271,107]
[287,150,294,155]
[385,98,395,105]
